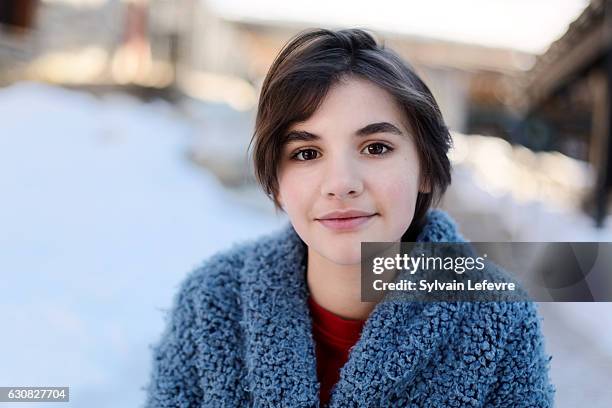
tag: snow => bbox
[445,133,612,242]
[0,82,285,407]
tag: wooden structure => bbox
[0,0,37,32]
[524,0,612,226]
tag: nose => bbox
[320,155,364,200]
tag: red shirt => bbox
[308,296,367,407]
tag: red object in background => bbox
[123,1,148,48]
[308,296,366,407]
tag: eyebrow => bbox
[284,121,404,143]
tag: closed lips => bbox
[316,210,377,220]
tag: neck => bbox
[305,242,401,320]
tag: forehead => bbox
[288,76,409,134]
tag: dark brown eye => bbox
[363,143,391,155]
[293,149,319,161]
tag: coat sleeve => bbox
[486,302,555,407]
[144,276,204,408]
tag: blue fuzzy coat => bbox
[144,209,555,407]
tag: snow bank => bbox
[0,82,285,408]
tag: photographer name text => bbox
[373,279,516,292]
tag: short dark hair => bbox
[249,28,452,240]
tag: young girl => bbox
[145,28,554,407]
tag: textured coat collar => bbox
[239,209,467,407]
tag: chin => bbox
[320,246,363,266]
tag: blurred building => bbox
[522,0,612,225]
[0,0,37,30]
[0,0,179,90]
[0,0,534,135]
[176,2,534,134]
[0,0,38,75]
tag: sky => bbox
[208,0,590,54]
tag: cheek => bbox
[373,169,420,240]
[278,170,312,212]
[374,159,421,210]
[378,178,419,212]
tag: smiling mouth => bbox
[316,214,378,231]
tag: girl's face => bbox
[277,76,426,265]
